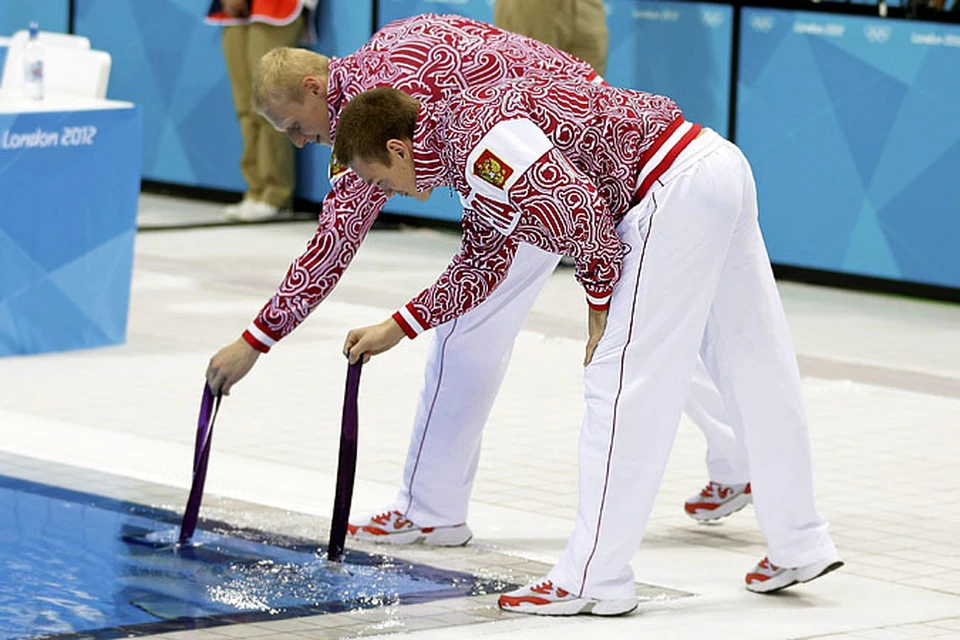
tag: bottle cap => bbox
[28,22,39,37]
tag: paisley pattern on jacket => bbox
[392,76,686,337]
[244,13,597,352]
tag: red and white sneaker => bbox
[498,579,637,616]
[684,481,752,522]
[745,555,844,593]
[346,510,473,546]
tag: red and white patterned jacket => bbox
[390,76,702,339]
[242,13,599,352]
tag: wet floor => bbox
[0,476,511,639]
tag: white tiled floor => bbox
[1,194,959,639]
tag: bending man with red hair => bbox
[336,81,842,614]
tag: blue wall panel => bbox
[378,0,493,25]
[606,0,732,136]
[0,0,69,35]
[73,1,244,191]
[738,8,960,289]
[0,0,70,80]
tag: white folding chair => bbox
[0,30,91,95]
[45,47,112,99]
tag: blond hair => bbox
[253,47,329,114]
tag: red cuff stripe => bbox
[391,311,417,339]
[242,330,270,353]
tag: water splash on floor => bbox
[1,481,512,638]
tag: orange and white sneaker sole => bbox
[347,522,473,547]
[499,595,638,616]
[746,557,844,593]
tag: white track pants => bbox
[392,249,749,527]
[393,216,750,528]
[543,131,836,600]
[688,358,750,486]
[393,242,562,526]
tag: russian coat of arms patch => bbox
[473,149,513,189]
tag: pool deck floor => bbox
[0,194,958,639]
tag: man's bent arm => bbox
[206,172,387,394]
[244,172,388,352]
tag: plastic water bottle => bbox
[24,22,44,100]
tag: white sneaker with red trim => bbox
[346,510,473,546]
[684,481,752,521]
[745,555,844,593]
[498,579,638,616]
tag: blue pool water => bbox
[0,475,511,639]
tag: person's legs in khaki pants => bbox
[246,18,303,208]
[567,0,608,75]
[221,16,303,210]
[494,0,608,74]
[222,24,261,204]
